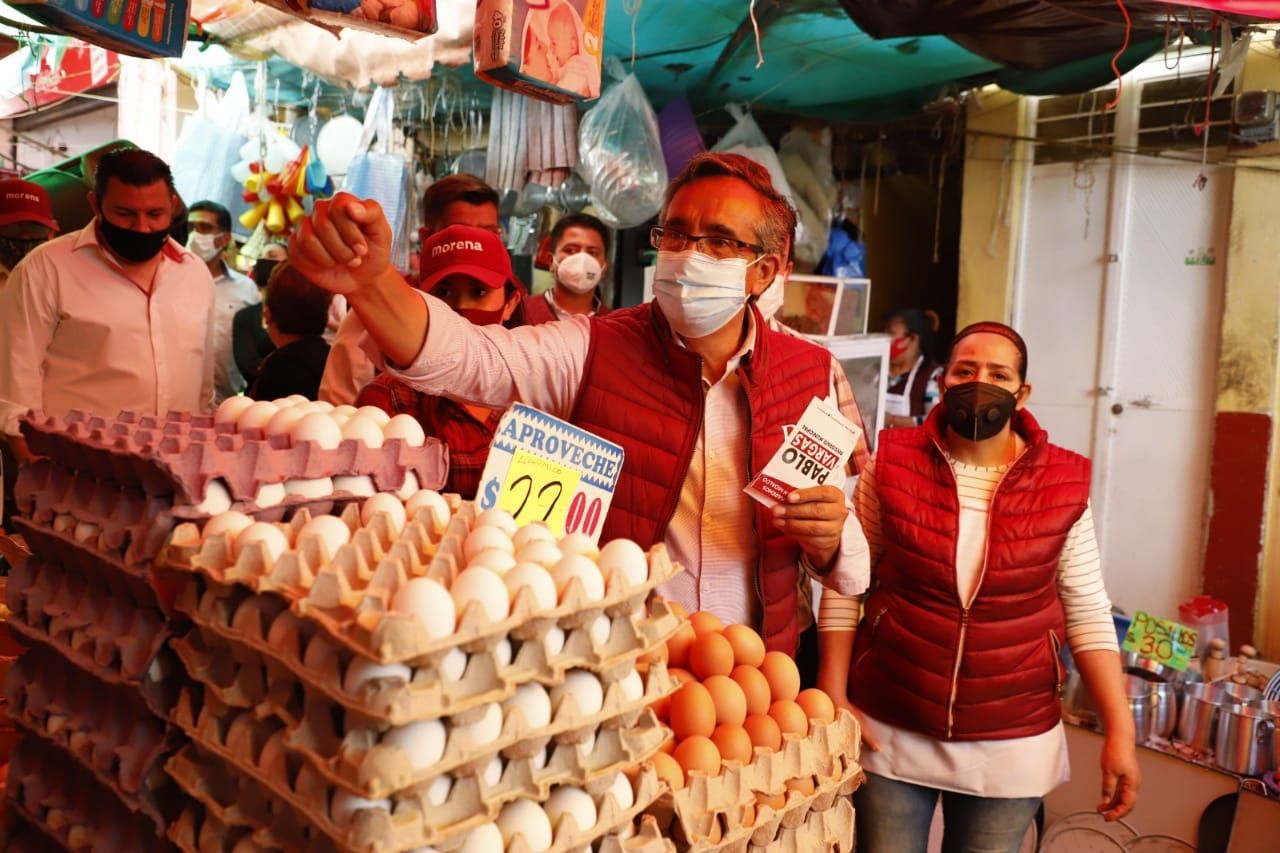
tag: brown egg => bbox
[743,713,782,752]
[667,622,697,669]
[796,688,836,724]
[711,723,753,766]
[669,682,716,740]
[756,789,786,812]
[659,733,676,755]
[652,751,685,790]
[760,651,801,702]
[689,611,724,637]
[688,633,735,680]
[651,692,671,723]
[731,665,772,716]
[769,699,809,739]
[674,735,722,779]
[785,775,817,797]
[703,675,748,727]
[668,667,695,686]
[740,801,757,827]
[722,624,766,668]
[638,640,669,668]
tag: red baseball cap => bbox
[0,179,58,230]
[419,224,515,294]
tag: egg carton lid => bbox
[21,410,448,506]
[291,661,678,800]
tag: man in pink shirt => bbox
[290,153,869,654]
[0,148,215,464]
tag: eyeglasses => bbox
[649,226,764,260]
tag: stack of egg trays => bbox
[20,409,448,510]
[651,712,865,850]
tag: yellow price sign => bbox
[496,449,582,537]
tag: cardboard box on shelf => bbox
[11,0,189,59]
[474,0,605,104]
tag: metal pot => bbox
[1214,703,1277,776]
[1178,682,1225,750]
[1124,675,1156,740]
[1250,699,1280,773]
[1122,651,1176,682]
[1150,681,1179,740]
[1215,682,1262,705]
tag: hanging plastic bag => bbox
[344,86,411,270]
[171,72,251,225]
[578,73,667,228]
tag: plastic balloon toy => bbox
[232,134,334,236]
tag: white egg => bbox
[543,626,566,658]
[284,477,334,499]
[550,670,604,717]
[473,508,518,536]
[334,475,377,497]
[330,791,390,828]
[405,489,451,531]
[468,548,516,576]
[597,539,648,587]
[236,400,279,433]
[503,683,552,730]
[463,526,514,563]
[558,532,600,560]
[577,730,597,757]
[332,413,350,427]
[530,746,550,771]
[482,755,503,787]
[215,396,255,424]
[285,395,311,407]
[517,540,563,570]
[203,511,254,542]
[390,578,455,638]
[334,405,358,416]
[235,522,289,563]
[252,482,286,508]
[264,405,309,437]
[495,638,513,668]
[383,413,427,447]
[53,514,76,534]
[439,647,467,683]
[498,800,554,852]
[504,563,559,612]
[451,566,510,624]
[511,522,556,550]
[603,772,635,811]
[459,823,503,853]
[298,515,352,560]
[382,719,446,771]
[396,471,420,502]
[450,702,503,752]
[589,614,611,647]
[312,401,335,412]
[552,555,605,604]
[543,786,598,836]
[73,521,100,544]
[340,415,385,448]
[291,412,343,450]
[618,668,644,702]
[426,775,453,807]
[343,658,411,694]
[361,493,407,537]
[194,479,232,515]
[355,405,391,427]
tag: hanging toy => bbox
[232,133,334,237]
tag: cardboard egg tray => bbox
[597,815,678,853]
[170,681,669,853]
[22,410,448,507]
[747,795,855,853]
[170,626,300,724]
[163,502,682,668]
[170,566,680,726]
[5,734,172,852]
[168,801,282,853]
[652,711,863,847]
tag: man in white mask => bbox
[187,200,259,402]
[287,152,870,658]
[524,212,612,323]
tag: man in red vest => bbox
[290,153,870,654]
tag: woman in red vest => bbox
[817,322,1139,852]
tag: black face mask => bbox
[943,381,1020,442]
[0,237,46,271]
[98,216,170,263]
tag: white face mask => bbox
[755,274,785,322]
[653,250,753,339]
[553,252,602,294]
[187,230,223,263]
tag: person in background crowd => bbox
[0,178,59,290]
[817,323,1139,852]
[357,226,527,498]
[523,212,612,323]
[0,147,214,466]
[188,200,260,402]
[291,152,869,655]
[320,174,510,405]
[247,262,332,401]
[883,307,943,428]
[169,197,190,248]
[233,253,284,391]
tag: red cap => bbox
[419,224,514,294]
[0,179,58,231]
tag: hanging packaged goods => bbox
[14,0,191,58]
[475,0,606,104]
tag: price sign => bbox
[477,404,624,543]
[1122,611,1198,671]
